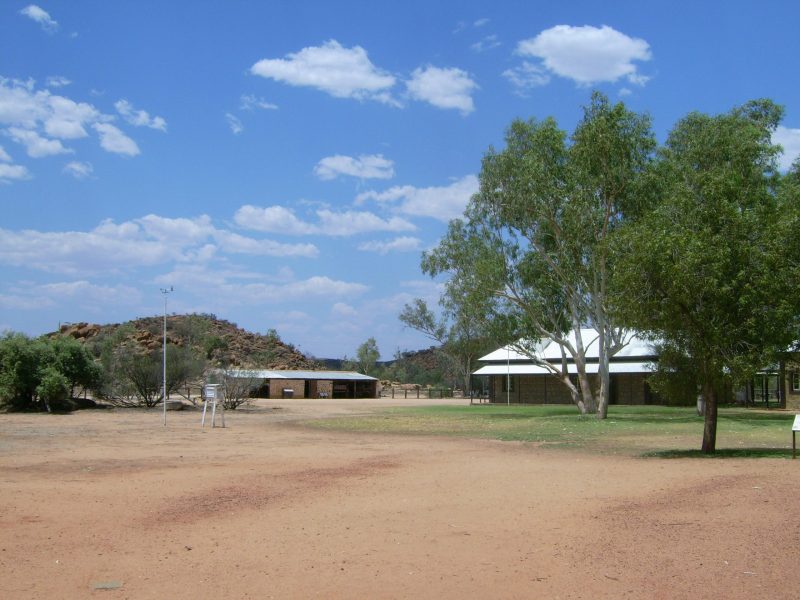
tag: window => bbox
[792,372,800,393]
[502,375,516,393]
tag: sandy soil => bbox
[1,398,799,599]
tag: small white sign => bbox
[204,385,217,399]
[793,415,800,432]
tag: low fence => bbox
[380,386,459,399]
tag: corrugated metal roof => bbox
[478,329,658,363]
[473,361,655,376]
[223,369,378,381]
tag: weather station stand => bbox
[793,415,800,459]
[201,384,225,428]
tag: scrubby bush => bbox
[0,332,99,412]
[36,367,70,412]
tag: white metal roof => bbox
[478,328,657,363]
[473,361,655,376]
[223,369,378,381]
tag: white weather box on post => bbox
[793,415,800,431]
[201,384,225,428]
[792,415,800,460]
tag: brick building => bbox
[223,369,379,399]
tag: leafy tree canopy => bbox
[611,99,800,452]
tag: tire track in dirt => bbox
[147,456,400,525]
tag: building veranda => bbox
[473,329,658,405]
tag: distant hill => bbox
[52,313,320,370]
[318,346,441,372]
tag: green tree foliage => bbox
[114,348,163,407]
[203,335,228,359]
[0,332,99,411]
[36,367,70,412]
[0,332,45,410]
[356,337,380,375]
[101,345,206,407]
[50,336,102,397]
[424,93,655,416]
[399,298,491,393]
[611,99,800,452]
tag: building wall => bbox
[785,360,800,410]
[316,380,333,397]
[268,379,305,399]
[490,373,650,405]
[614,374,649,405]
[263,378,376,399]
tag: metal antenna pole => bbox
[160,286,173,426]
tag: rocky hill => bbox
[54,314,319,370]
[391,346,442,372]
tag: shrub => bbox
[36,367,70,412]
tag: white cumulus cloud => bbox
[0,213,318,275]
[314,154,394,180]
[406,66,478,115]
[515,25,651,86]
[0,78,147,166]
[357,175,478,222]
[234,205,416,236]
[251,40,397,105]
[45,76,71,88]
[63,161,93,179]
[358,236,422,255]
[218,277,368,305]
[0,163,30,183]
[233,205,316,235]
[317,209,416,236]
[214,230,318,258]
[773,125,800,171]
[331,302,358,317]
[240,94,278,111]
[19,5,58,33]
[45,95,101,139]
[471,34,501,53]
[502,61,551,91]
[5,126,72,157]
[93,123,140,156]
[114,99,167,131]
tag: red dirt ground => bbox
[1,399,799,599]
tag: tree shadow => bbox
[643,447,794,459]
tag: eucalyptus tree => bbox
[399,292,491,395]
[612,100,800,452]
[356,337,380,376]
[423,93,655,416]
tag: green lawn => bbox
[305,404,798,458]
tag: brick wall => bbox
[269,379,305,399]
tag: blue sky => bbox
[1,1,799,359]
